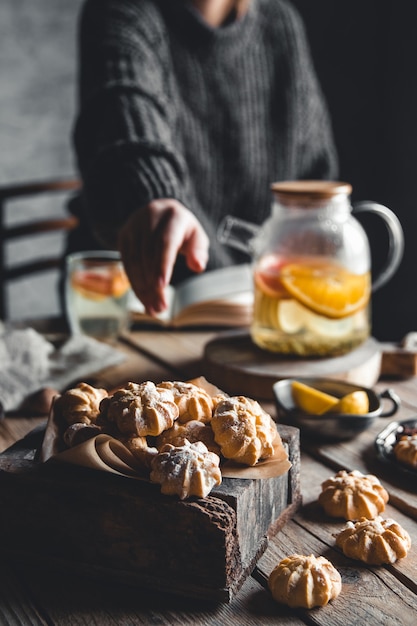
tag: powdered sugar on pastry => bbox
[155,419,221,456]
[99,381,179,437]
[211,396,277,466]
[335,516,411,564]
[158,381,213,423]
[150,440,222,499]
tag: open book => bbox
[129,264,253,328]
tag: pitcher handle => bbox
[352,201,404,292]
[217,215,260,255]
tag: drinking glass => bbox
[65,250,131,341]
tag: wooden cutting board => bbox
[203,331,382,400]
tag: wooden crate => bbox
[0,424,301,602]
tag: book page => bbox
[170,292,254,327]
[128,285,176,323]
[129,264,254,327]
[171,264,253,317]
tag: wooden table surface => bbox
[1,326,417,625]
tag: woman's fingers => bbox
[157,205,209,286]
[117,199,209,315]
[180,222,210,273]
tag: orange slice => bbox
[280,261,370,319]
[110,270,131,298]
[71,269,130,300]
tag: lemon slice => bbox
[306,313,354,338]
[269,298,281,330]
[291,381,339,415]
[254,291,272,326]
[277,299,308,333]
[328,391,369,415]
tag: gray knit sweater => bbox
[73,0,338,282]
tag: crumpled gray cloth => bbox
[0,326,126,412]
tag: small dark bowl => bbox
[273,377,400,441]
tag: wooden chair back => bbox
[0,177,81,320]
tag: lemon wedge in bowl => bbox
[274,378,400,441]
[291,380,339,415]
[291,381,369,416]
[328,391,369,415]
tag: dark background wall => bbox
[293,0,417,340]
[0,0,83,319]
[0,0,83,185]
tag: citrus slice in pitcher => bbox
[254,254,289,298]
[277,299,308,333]
[280,261,370,319]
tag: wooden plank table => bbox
[1,326,417,625]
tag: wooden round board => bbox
[203,330,382,400]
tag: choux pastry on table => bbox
[268,554,342,609]
[318,470,389,520]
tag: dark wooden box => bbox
[0,424,301,602]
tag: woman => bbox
[73,0,337,315]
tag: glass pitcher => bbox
[218,181,404,357]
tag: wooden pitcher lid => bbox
[271,180,352,204]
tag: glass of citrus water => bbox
[65,250,131,341]
[252,253,371,357]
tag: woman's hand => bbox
[117,198,209,315]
